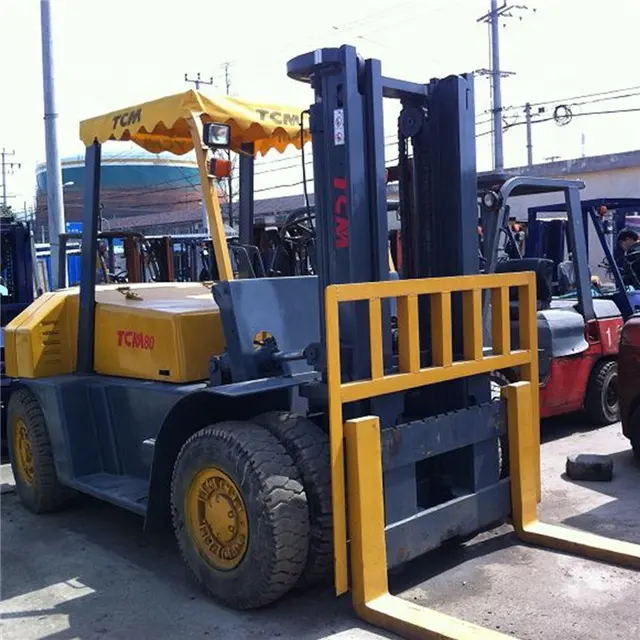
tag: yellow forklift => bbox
[5,48,639,639]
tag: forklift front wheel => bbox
[170,421,310,610]
[7,388,75,513]
[490,371,512,479]
[585,360,620,426]
[254,411,333,589]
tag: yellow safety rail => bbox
[326,272,640,640]
[326,271,540,595]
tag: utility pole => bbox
[489,0,504,170]
[41,0,66,290]
[524,102,533,166]
[184,72,214,91]
[185,72,214,233]
[477,2,531,171]
[221,62,235,228]
[1,148,20,208]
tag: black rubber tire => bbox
[170,421,310,610]
[585,360,620,426]
[254,411,332,588]
[490,371,512,479]
[7,387,75,513]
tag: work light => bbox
[203,122,231,149]
[481,190,501,212]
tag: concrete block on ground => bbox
[566,453,614,482]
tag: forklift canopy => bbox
[79,90,310,156]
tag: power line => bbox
[506,106,640,130]
[253,127,500,195]
[508,84,640,112]
[207,1,430,73]
[254,115,497,177]
[570,91,640,108]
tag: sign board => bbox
[65,222,83,234]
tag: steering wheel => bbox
[109,270,129,284]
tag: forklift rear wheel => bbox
[170,421,310,609]
[254,411,332,588]
[7,388,75,513]
[585,360,619,425]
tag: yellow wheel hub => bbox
[13,418,35,486]
[186,467,249,571]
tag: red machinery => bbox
[619,314,640,458]
[480,175,622,424]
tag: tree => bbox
[0,203,14,219]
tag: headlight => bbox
[203,122,231,149]
[481,190,501,211]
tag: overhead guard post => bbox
[239,142,255,246]
[77,140,101,374]
[188,119,234,282]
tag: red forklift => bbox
[480,175,622,424]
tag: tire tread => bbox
[585,360,619,425]
[254,411,332,588]
[7,387,74,513]
[170,421,309,609]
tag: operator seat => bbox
[494,257,554,320]
[557,259,575,295]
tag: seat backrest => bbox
[557,260,575,295]
[495,257,554,307]
[212,275,320,382]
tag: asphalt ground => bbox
[1,417,638,640]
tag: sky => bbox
[1,0,639,211]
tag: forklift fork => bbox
[328,272,640,640]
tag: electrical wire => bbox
[504,106,640,131]
[508,85,640,112]
[207,0,450,74]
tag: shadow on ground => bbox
[540,412,599,444]
[559,447,640,545]
[1,487,393,640]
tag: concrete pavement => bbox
[1,419,638,640]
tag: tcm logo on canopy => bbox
[117,330,155,350]
[111,109,142,130]
[255,109,300,127]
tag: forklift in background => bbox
[1,217,39,452]
[4,49,639,639]
[524,197,640,316]
[59,227,268,286]
[1,217,36,325]
[58,230,163,286]
[480,180,625,425]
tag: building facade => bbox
[34,150,218,240]
[494,150,640,221]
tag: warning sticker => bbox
[333,108,345,146]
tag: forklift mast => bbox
[288,46,482,403]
